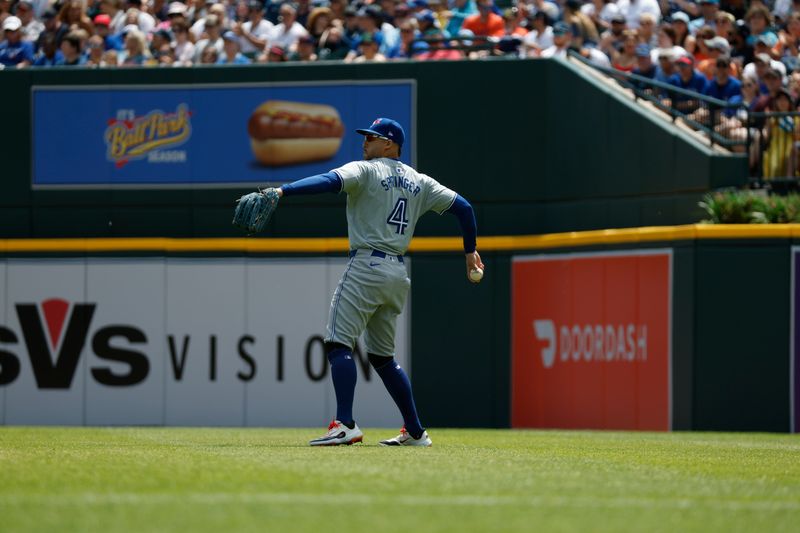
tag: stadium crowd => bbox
[2,0,800,174]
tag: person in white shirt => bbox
[234,0,273,55]
[124,0,155,34]
[616,0,660,29]
[540,20,571,58]
[268,2,309,51]
[191,2,228,40]
[523,10,553,57]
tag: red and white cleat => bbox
[309,420,364,446]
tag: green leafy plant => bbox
[698,190,763,223]
[699,190,800,223]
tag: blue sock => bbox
[327,346,356,425]
[370,356,424,438]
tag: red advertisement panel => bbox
[511,251,671,430]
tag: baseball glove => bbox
[232,188,280,235]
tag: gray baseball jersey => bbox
[325,157,457,354]
[333,158,457,255]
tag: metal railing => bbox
[568,50,800,189]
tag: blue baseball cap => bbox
[356,118,405,147]
[635,43,651,57]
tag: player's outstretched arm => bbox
[277,171,342,198]
[445,194,484,283]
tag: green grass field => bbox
[1,427,798,532]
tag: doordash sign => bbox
[511,251,672,431]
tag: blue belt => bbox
[349,249,404,263]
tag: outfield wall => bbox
[0,226,796,432]
[0,58,746,239]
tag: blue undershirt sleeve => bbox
[280,172,342,196]
[445,194,477,254]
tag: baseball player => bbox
[276,117,482,447]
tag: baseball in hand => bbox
[469,267,484,282]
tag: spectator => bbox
[743,53,787,89]
[99,0,126,35]
[351,5,388,54]
[461,0,503,38]
[193,13,223,62]
[217,30,250,63]
[263,43,287,62]
[119,26,152,65]
[191,2,227,40]
[688,0,718,35]
[93,14,123,51]
[171,19,194,65]
[703,55,742,103]
[15,1,43,44]
[762,88,799,178]
[716,75,761,146]
[342,5,360,47]
[317,20,349,59]
[655,47,677,83]
[287,33,317,60]
[199,42,219,63]
[580,0,621,33]
[32,30,63,65]
[692,25,715,61]
[348,31,387,62]
[698,35,739,79]
[599,13,627,58]
[85,34,106,66]
[653,23,687,63]
[668,55,707,112]
[564,0,598,47]
[612,29,639,71]
[670,11,695,54]
[157,2,188,31]
[391,17,428,58]
[415,9,444,39]
[100,48,118,66]
[124,0,156,34]
[35,9,66,51]
[632,43,657,82]
[328,0,347,21]
[445,0,476,37]
[306,6,333,41]
[744,5,777,48]
[150,28,172,56]
[235,0,272,56]
[616,0,660,30]
[637,12,658,46]
[0,16,34,67]
[150,0,170,22]
[269,2,309,51]
[379,0,401,27]
[58,30,86,65]
[295,0,311,27]
[501,7,526,37]
[753,68,786,111]
[714,10,735,39]
[523,10,552,57]
[729,17,750,65]
[541,20,572,59]
[776,12,800,73]
[58,0,94,35]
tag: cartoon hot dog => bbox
[247,100,345,166]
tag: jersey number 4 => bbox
[387,198,409,235]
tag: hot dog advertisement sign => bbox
[31,81,415,189]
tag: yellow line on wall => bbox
[2,224,800,253]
